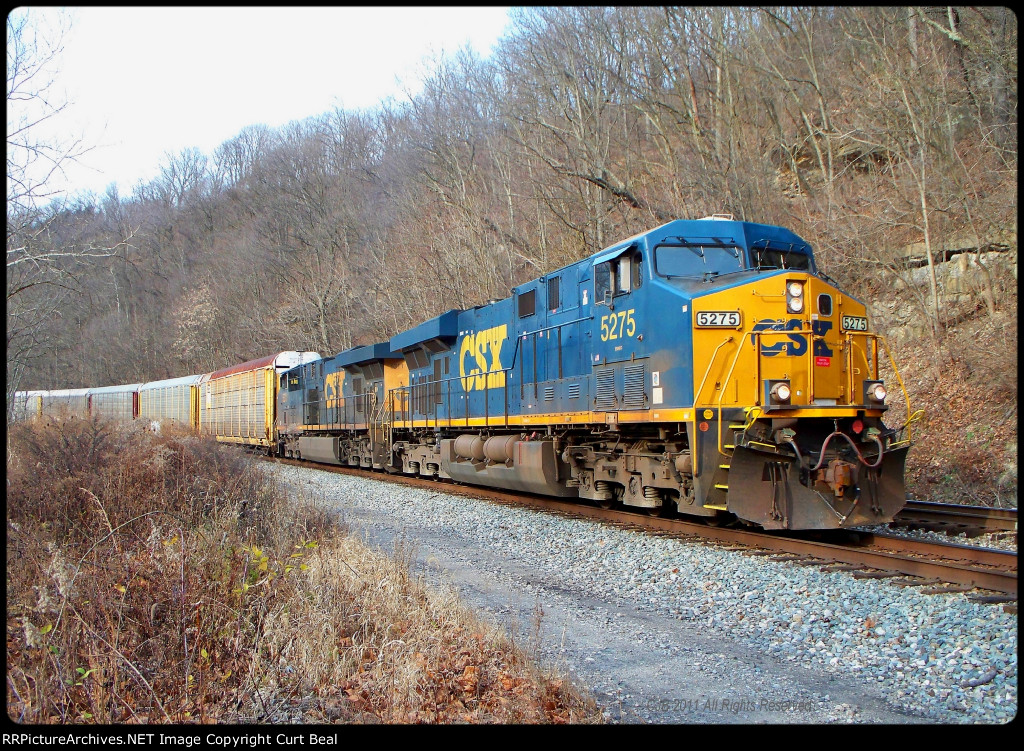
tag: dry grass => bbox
[6,417,602,724]
[247,533,600,723]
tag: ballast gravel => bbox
[264,463,1017,724]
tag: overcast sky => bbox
[11,6,513,202]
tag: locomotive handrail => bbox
[694,337,736,408]
[386,314,593,429]
[877,334,916,445]
[842,331,916,447]
[711,327,816,459]
[708,327,916,460]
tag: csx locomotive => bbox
[14,217,917,530]
[274,216,915,529]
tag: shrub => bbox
[6,418,601,724]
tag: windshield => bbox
[654,244,744,278]
[752,246,812,271]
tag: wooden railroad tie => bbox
[920,585,974,595]
[790,558,831,566]
[851,571,900,580]
[965,594,1017,605]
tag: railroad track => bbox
[893,500,1018,536]
[261,456,1017,600]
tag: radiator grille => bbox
[623,364,646,409]
[594,369,616,410]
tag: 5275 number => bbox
[841,315,868,331]
[600,309,636,341]
[695,310,740,328]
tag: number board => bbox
[695,310,741,328]
[841,315,868,332]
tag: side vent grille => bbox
[595,369,616,410]
[567,383,581,399]
[623,364,646,409]
[543,386,555,401]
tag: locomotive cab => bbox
[656,222,915,529]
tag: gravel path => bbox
[264,463,1017,724]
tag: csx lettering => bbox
[754,318,806,357]
[600,309,636,342]
[324,371,344,408]
[753,318,834,357]
[460,325,507,392]
[749,317,802,356]
[812,320,834,357]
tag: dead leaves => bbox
[457,664,479,693]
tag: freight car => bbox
[87,383,143,423]
[18,383,147,424]
[13,353,317,439]
[138,374,203,429]
[39,388,91,419]
[11,390,44,422]
[276,217,917,530]
[199,351,320,449]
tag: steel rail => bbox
[262,456,1017,596]
[857,531,1015,568]
[894,500,1018,533]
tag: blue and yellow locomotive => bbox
[277,216,916,530]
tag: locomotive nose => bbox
[728,443,910,529]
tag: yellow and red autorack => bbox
[14,216,920,530]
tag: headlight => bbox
[863,380,887,404]
[786,280,804,313]
[769,381,791,403]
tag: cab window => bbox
[597,251,643,303]
[518,288,536,318]
[752,247,812,271]
[654,244,743,278]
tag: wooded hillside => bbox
[7,7,1017,504]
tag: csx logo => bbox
[754,318,834,358]
[325,371,345,407]
[460,324,507,391]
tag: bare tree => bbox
[6,10,135,415]
[155,147,211,208]
[213,124,273,189]
[6,9,82,212]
